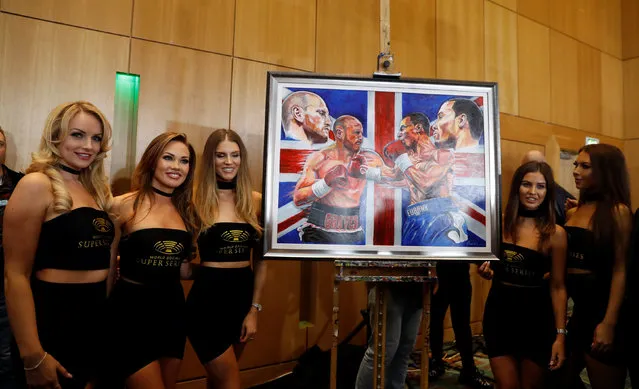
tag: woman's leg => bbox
[159,357,182,389]
[125,361,166,389]
[584,353,627,389]
[489,355,520,389]
[204,346,241,389]
[519,358,547,389]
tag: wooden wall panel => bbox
[390,0,436,78]
[550,31,579,129]
[485,2,518,115]
[1,0,132,36]
[0,15,129,172]
[600,0,623,59]
[518,0,550,26]
[235,0,315,71]
[316,0,378,75]
[238,261,307,369]
[500,139,545,209]
[133,0,234,55]
[625,139,639,208]
[624,58,639,139]
[230,59,298,198]
[489,0,516,12]
[129,39,232,160]
[500,114,624,151]
[622,0,639,59]
[549,0,578,43]
[577,43,602,134]
[517,16,550,122]
[436,0,484,81]
[600,53,624,139]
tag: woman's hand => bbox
[591,322,615,353]
[24,353,72,389]
[565,198,578,211]
[477,261,494,280]
[239,310,258,343]
[549,338,566,370]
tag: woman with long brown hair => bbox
[479,161,568,389]
[4,101,114,389]
[186,129,266,389]
[561,143,632,389]
[104,132,200,389]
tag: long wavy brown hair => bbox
[577,144,631,252]
[130,132,200,236]
[194,129,262,236]
[27,101,113,213]
[503,161,556,251]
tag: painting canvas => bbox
[262,72,501,261]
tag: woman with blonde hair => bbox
[103,132,200,389]
[186,129,266,389]
[4,101,115,389]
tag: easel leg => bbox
[372,285,387,389]
[330,269,339,389]
[421,282,432,389]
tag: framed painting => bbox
[262,72,501,261]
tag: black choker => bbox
[152,187,174,197]
[57,163,81,175]
[518,207,541,218]
[217,180,236,190]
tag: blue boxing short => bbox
[402,197,468,246]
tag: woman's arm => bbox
[106,196,124,295]
[549,225,568,369]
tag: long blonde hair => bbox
[194,129,262,236]
[26,101,113,213]
[130,132,201,236]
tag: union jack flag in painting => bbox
[273,87,490,251]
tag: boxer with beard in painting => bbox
[104,132,200,389]
[479,161,568,389]
[4,101,114,389]
[293,115,388,244]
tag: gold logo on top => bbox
[221,230,251,243]
[504,249,525,263]
[93,218,112,233]
[154,241,184,255]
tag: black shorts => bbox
[13,279,108,389]
[186,266,253,364]
[483,283,555,366]
[300,202,364,244]
[103,280,187,381]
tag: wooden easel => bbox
[330,260,437,389]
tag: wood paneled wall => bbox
[1,0,638,385]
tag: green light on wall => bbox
[112,72,141,195]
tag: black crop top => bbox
[565,226,603,272]
[197,222,258,263]
[119,228,192,285]
[493,243,551,287]
[34,207,115,271]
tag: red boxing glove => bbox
[382,140,407,167]
[348,154,368,179]
[324,164,348,188]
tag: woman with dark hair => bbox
[104,132,200,389]
[561,143,632,389]
[4,101,114,389]
[187,129,266,389]
[479,161,568,389]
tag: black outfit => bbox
[186,223,257,364]
[564,226,625,366]
[0,165,23,388]
[105,228,192,381]
[627,210,639,386]
[14,207,114,389]
[482,243,555,366]
[554,185,575,226]
[300,202,365,244]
